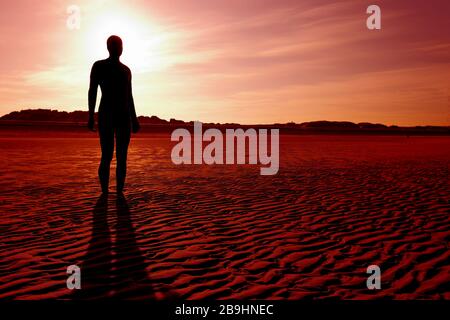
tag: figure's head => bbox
[107,35,123,58]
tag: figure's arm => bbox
[129,72,140,133]
[88,63,98,131]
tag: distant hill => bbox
[1,109,449,135]
[0,109,174,125]
[1,109,89,122]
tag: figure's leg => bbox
[98,124,114,193]
[115,124,131,193]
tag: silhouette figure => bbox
[88,35,140,193]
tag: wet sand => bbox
[0,132,449,299]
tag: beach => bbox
[0,131,449,299]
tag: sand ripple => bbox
[0,134,449,299]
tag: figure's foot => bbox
[98,192,108,201]
[116,182,124,194]
[100,180,109,194]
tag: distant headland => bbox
[1,109,449,135]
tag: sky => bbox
[0,0,449,125]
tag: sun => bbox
[84,8,162,72]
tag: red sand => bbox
[0,132,449,299]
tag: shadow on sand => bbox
[73,193,178,299]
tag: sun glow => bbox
[83,8,164,73]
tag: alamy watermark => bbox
[367,5,381,30]
[66,5,81,30]
[65,4,380,31]
[366,265,381,289]
[66,265,81,289]
[171,122,279,175]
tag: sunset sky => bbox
[0,0,449,125]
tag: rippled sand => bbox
[0,132,449,299]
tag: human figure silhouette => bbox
[88,35,140,194]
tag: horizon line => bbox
[1,108,450,128]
